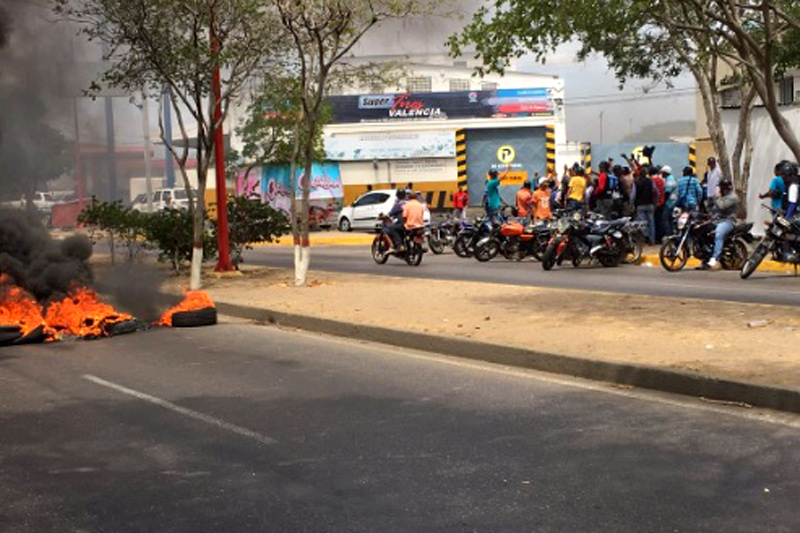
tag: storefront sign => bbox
[325,131,456,160]
[328,87,555,123]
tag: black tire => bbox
[15,325,47,345]
[372,236,390,264]
[541,239,560,271]
[454,234,474,258]
[106,319,140,337]
[428,234,445,255]
[623,234,644,264]
[0,325,22,346]
[721,239,748,270]
[598,252,622,268]
[659,237,689,272]
[475,239,500,262]
[405,245,424,266]
[171,307,217,328]
[741,240,769,279]
[338,217,352,232]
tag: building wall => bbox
[722,105,800,227]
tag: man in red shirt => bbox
[651,168,667,243]
[452,185,469,223]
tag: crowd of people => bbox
[470,154,750,270]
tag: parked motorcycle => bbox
[659,210,753,272]
[541,212,626,270]
[741,205,800,279]
[474,219,553,262]
[453,217,493,258]
[621,219,647,264]
[372,216,426,266]
[428,217,460,255]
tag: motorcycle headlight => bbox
[777,216,791,229]
[677,214,689,229]
[557,218,570,233]
[672,207,682,218]
[612,230,623,239]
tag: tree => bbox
[272,0,441,286]
[679,0,800,163]
[448,0,759,199]
[56,0,288,289]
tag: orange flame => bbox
[0,281,47,336]
[45,288,133,339]
[158,290,215,327]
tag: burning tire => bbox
[170,307,217,328]
[15,325,47,345]
[0,325,23,346]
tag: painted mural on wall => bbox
[236,162,344,225]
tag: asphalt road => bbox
[245,245,800,307]
[1,322,800,532]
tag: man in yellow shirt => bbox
[567,167,587,210]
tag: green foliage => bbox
[78,199,147,264]
[142,208,217,271]
[216,195,290,266]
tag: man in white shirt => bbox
[705,157,723,201]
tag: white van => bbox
[132,188,197,212]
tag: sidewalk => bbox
[200,266,800,413]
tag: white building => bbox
[720,70,799,226]
[324,54,567,208]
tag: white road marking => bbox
[82,375,277,445]
[269,326,800,430]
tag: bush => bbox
[80,196,287,271]
[142,208,216,271]
[78,199,147,264]
[217,195,290,266]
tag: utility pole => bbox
[73,98,86,209]
[141,91,154,213]
[162,86,176,188]
[211,8,233,271]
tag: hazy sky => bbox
[356,1,697,144]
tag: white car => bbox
[132,188,197,212]
[338,189,431,232]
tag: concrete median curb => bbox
[217,301,800,415]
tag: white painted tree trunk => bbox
[190,246,203,290]
[294,244,310,286]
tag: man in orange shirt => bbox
[515,181,533,218]
[531,178,553,221]
[395,192,426,251]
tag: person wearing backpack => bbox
[593,160,618,218]
[676,166,703,212]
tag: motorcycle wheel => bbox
[659,237,688,272]
[371,236,390,265]
[500,241,519,261]
[741,239,770,279]
[598,252,622,268]
[475,239,500,263]
[623,234,644,264]
[428,234,445,255]
[721,239,748,270]
[542,238,560,271]
[405,244,424,266]
[454,234,473,258]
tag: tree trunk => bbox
[190,143,206,290]
[692,64,732,182]
[730,85,756,201]
[295,119,314,287]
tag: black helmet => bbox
[776,160,798,179]
[719,177,733,191]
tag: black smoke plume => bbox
[0,209,93,301]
